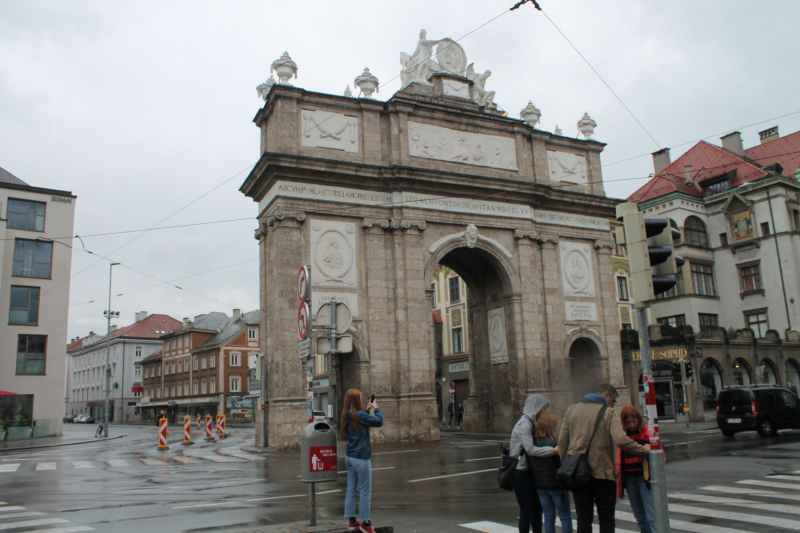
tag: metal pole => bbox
[636,307,670,533]
[104,263,119,438]
[679,360,690,428]
[330,301,338,353]
[309,482,316,526]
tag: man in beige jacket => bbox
[558,383,650,533]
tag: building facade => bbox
[242,37,627,448]
[66,312,181,422]
[0,166,76,439]
[137,309,259,423]
[626,127,800,416]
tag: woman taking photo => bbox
[617,405,656,533]
[510,394,557,533]
[529,412,571,533]
[342,390,383,533]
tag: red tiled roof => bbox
[432,310,443,324]
[628,140,770,204]
[67,335,91,351]
[744,130,800,177]
[70,314,182,350]
[140,348,163,364]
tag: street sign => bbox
[449,381,455,390]
[298,338,312,359]
[316,302,352,332]
[297,266,310,302]
[298,302,311,340]
[317,334,353,354]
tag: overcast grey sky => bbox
[1,1,798,341]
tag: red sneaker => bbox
[359,523,374,533]
[348,520,360,531]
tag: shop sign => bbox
[631,347,687,362]
[449,361,469,373]
[312,378,330,388]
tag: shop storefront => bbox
[138,397,219,424]
[437,356,470,423]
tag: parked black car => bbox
[717,385,800,437]
[64,415,75,423]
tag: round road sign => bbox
[298,302,311,340]
[316,301,353,332]
[449,381,456,391]
[297,266,310,302]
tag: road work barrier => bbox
[205,414,214,442]
[158,417,169,450]
[196,414,201,429]
[216,414,226,438]
[182,416,194,446]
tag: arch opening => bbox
[569,338,602,401]
[700,358,724,411]
[786,359,800,394]
[732,358,752,386]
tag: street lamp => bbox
[103,263,121,438]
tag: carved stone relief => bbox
[408,122,518,171]
[547,151,587,185]
[560,242,595,297]
[301,110,359,153]
[442,79,470,99]
[310,220,357,287]
[487,307,508,365]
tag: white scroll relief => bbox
[301,110,359,153]
[547,151,587,185]
[408,122,517,171]
[487,307,509,364]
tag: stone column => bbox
[541,236,572,412]
[465,299,488,433]
[514,231,547,393]
[255,223,268,447]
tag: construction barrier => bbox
[182,416,194,446]
[220,415,226,437]
[158,417,169,450]
[196,414,201,429]
[204,414,214,441]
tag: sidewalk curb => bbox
[0,433,125,453]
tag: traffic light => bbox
[685,361,694,382]
[615,202,684,306]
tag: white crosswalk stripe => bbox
[0,465,19,473]
[36,462,56,471]
[0,518,69,531]
[23,528,94,533]
[668,503,800,530]
[669,492,800,516]
[702,484,800,502]
[0,507,26,514]
[618,510,752,533]
[107,460,129,467]
[0,512,44,520]
[737,479,800,491]
[0,503,95,533]
[72,462,93,469]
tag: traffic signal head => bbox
[647,219,684,295]
[685,361,694,381]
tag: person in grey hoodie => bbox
[510,394,557,533]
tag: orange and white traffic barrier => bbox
[204,414,214,441]
[215,414,222,435]
[220,415,226,438]
[196,414,201,429]
[182,416,194,446]
[158,417,169,450]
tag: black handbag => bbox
[497,443,518,491]
[556,405,607,490]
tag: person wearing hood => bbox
[510,394,557,533]
[558,384,650,533]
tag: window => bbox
[193,357,198,371]
[684,217,709,248]
[135,346,142,358]
[201,379,207,394]
[616,277,629,301]
[9,286,39,325]
[614,243,626,257]
[230,352,240,367]
[431,283,437,308]
[780,390,798,409]
[452,328,464,353]
[17,334,46,374]
[248,328,257,341]
[719,233,728,246]
[135,367,141,378]
[690,263,715,296]
[740,265,762,292]
[13,239,52,278]
[184,380,189,395]
[703,178,730,196]
[698,313,718,333]
[210,355,216,368]
[745,310,769,338]
[193,380,199,394]
[449,276,461,303]
[657,315,686,328]
[761,222,770,236]
[164,363,169,375]
[202,356,207,369]
[230,377,240,393]
[7,199,45,231]
[210,377,216,393]
[171,362,176,374]
[178,336,183,349]
[656,267,684,299]
[171,385,176,397]
[157,365,161,376]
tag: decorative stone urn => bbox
[256,76,276,101]
[577,112,598,139]
[554,125,563,136]
[271,51,298,85]
[354,68,379,98]
[520,101,541,128]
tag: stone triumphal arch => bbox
[242,34,625,449]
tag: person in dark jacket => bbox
[341,389,383,533]
[447,399,456,426]
[457,402,464,427]
[530,412,572,533]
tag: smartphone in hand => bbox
[369,394,376,404]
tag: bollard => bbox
[196,414,201,430]
[157,417,169,450]
[204,414,215,442]
[182,416,194,446]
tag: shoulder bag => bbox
[497,443,518,491]
[556,405,607,490]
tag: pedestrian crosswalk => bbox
[0,502,93,533]
[461,470,800,533]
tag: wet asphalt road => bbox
[2,423,800,533]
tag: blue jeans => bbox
[626,474,654,533]
[537,489,573,533]
[344,456,372,521]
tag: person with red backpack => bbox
[616,405,662,533]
